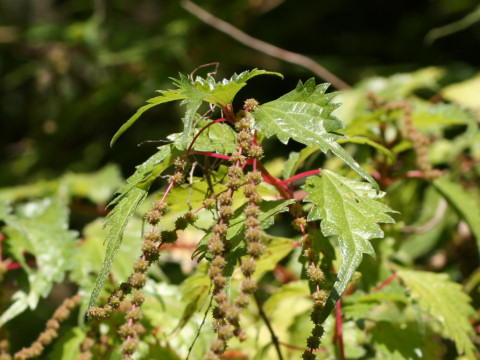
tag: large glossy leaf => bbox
[397,269,477,359]
[302,170,395,322]
[433,177,480,255]
[88,145,179,309]
[253,78,377,186]
[0,199,78,327]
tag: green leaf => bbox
[441,73,480,113]
[88,145,178,309]
[371,321,432,360]
[264,280,309,316]
[337,136,394,162]
[433,177,480,256]
[192,69,283,107]
[251,235,296,281]
[0,199,78,327]
[282,145,320,179]
[61,164,124,204]
[171,74,208,147]
[168,120,238,154]
[111,69,281,147]
[110,90,186,146]
[88,187,147,310]
[175,263,211,332]
[253,78,377,186]
[397,269,477,359]
[302,170,395,322]
[412,102,476,128]
[0,165,122,204]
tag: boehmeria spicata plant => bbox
[0,67,479,360]
[83,68,397,359]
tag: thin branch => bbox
[253,293,284,360]
[373,273,398,292]
[181,0,350,90]
[186,291,214,360]
[186,118,227,156]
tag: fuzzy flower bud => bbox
[144,210,162,225]
[241,278,257,293]
[141,239,159,261]
[307,265,325,283]
[241,258,256,276]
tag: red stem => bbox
[281,169,321,184]
[6,259,37,271]
[192,151,232,161]
[256,162,292,199]
[161,181,175,203]
[335,299,345,360]
[186,118,227,156]
[373,273,398,292]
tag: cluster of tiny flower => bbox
[298,229,327,360]
[13,295,81,360]
[204,100,265,359]
[88,156,195,358]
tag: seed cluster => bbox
[368,94,441,181]
[77,335,95,360]
[13,295,81,360]
[301,233,327,360]
[203,101,266,359]
[401,107,442,180]
[87,156,194,358]
[205,184,238,359]
[0,340,11,360]
[119,157,192,358]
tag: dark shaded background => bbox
[1,0,479,185]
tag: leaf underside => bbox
[253,78,377,187]
[302,170,395,322]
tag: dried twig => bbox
[181,0,350,90]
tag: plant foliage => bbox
[0,68,479,360]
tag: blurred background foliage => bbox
[1,0,480,186]
[1,0,480,358]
